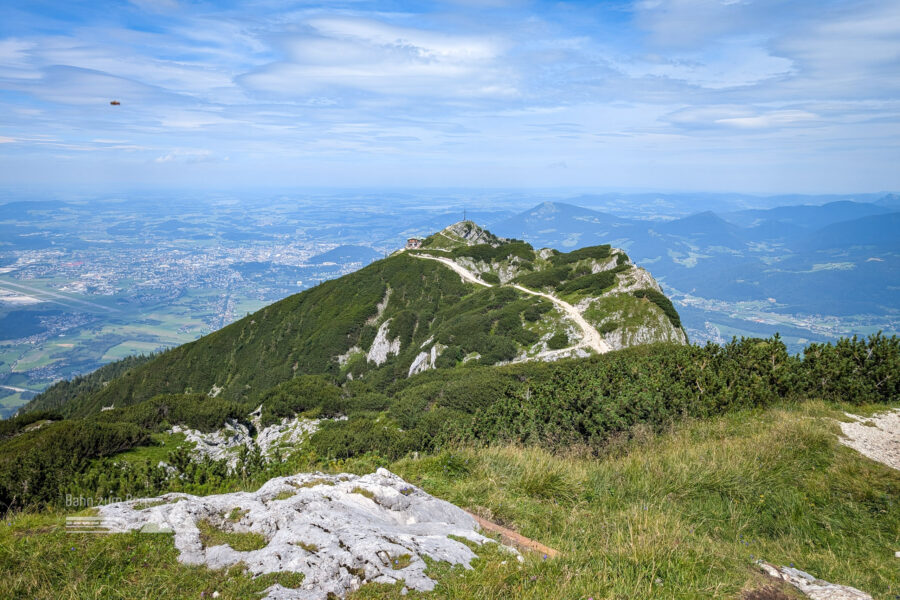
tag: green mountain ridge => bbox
[23,221,685,418]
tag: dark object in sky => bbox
[109,100,120,106]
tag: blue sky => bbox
[0,0,898,193]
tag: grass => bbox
[132,498,176,510]
[226,508,248,522]
[351,486,377,501]
[0,514,295,599]
[293,477,336,488]
[390,554,412,569]
[113,432,188,465]
[196,519,267,552]
[1,401,897,599]
[350,401,899,599]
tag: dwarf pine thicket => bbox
[0,332,896,512]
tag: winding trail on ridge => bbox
[411,253,610,355]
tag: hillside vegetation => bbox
[1,400,897,599]
[23,222,685,418]
[2,332,896,512]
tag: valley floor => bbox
[1,401,898,599]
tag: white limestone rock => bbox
[366,319,401,366]
[612,266,663,294]
[444,221,503,246]
[255,417,323,458]
[758,562,872,599]
[98,469,503,600]
[839,409,900,471]
[365,288,392,325]
[336,346,363,367]
[171,416,324,467]
[171,420,253,467]
[408,344,443,377]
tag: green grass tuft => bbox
[351,486,376,501]
[196,519,267,552]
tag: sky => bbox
[0,0,898,194]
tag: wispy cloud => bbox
[0,0,897,192]
[240,16,515,98]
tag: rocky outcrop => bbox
[600,316,687,351]
[366,320,401,366]
[444,221,504,246]
[758,562,872,599]
[170,416,323,467]
[839,408,900,471]
[98,469,505,600]
[612,266,663,294]
[365,288,392,325]
[336,346,363,367]
[170,421,254,467]
[408,344,443,377]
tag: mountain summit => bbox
[26,222,685,417]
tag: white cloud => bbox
[617,40,793,88]
[154,148,212,163]
[714,109,818,128]
[240,16,516,98]
[666,106,820,130]
[772,2,900,96]
[633,0,785,48]
[0,38,34,66]
[129,0,179,13]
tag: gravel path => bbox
[838,408,900,471]
[412,253,610,354]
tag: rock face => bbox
[443,221,503,246]
[98,469,502,600]
[758,562,872,600]
[366,320,401,366]
[408,344,443,377]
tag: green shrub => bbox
[257,376,342,426]
[451,242,535,263]
[557,271,617,296]
[388,311,418,347]
[514,265,572,290]
[522,301,553,322]
[549,245,612,266]
[547,332,569,350]
[632,289,682,329]
[97,394,249,433]
[0,421,149,510]
[480,272,500,285]
[598,321,620,335]
[0,411,62,441]
[435,345,464,368]
[801,333,899,404]
[309,418,414,460]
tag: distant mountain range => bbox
[488,197,899,346]
[25,222,682,417]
